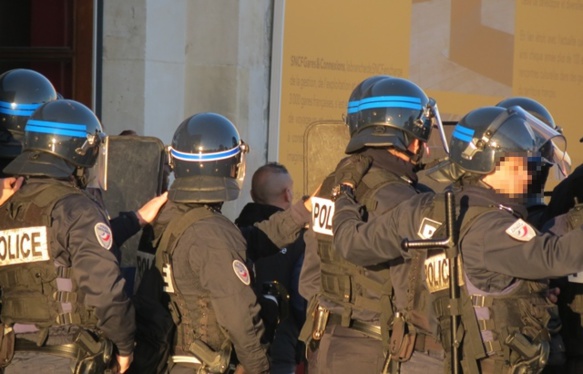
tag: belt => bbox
[414,334,443,353]
[327,313,382,340]
[14,338,82,360]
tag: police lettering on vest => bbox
[312,197,334,236]
[417,215,463,293]
[0,226,49,266]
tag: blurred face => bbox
[482,156,530,198]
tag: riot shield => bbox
[100,135,167,293]
[303,120,350,195]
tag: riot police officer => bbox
[333,105,583,373]
[497,96,570,371]
[147,113,310,374]
[0,68,58,176]
[299,75,448,373]
[0,99,134,373]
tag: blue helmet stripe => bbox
[171,145,241,162]
[25,120,88,138]
[26,125,87,138]
[347,96,424,113]
[453,125,475,142]
[0,101,42,110]
[454,125,474,136]
[0,101,41,116]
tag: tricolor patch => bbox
[505,219,536,242]
[233,259,251,285]
[94,222,113,250]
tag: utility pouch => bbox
[73,329,114,374]
[312,305,330,341]
[389,315,415,362]
[0,325,15,368]
[506,332,549,374]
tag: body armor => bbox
[0,182,98,333]
[314,166,406,347]
[154,205,232,372]
[416,194,552,373]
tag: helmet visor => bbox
[452,107,550,174]
[86,135,109,190]
[426,100,449,156]
[235,141,249,189]
[520,107,569,178]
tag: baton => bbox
[401,191,460,374]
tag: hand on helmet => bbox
[334,154,372,189]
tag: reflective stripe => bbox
[348,95,423,113]
[170,145,241,162]
[0,101,40,116]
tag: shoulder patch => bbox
[94,222,113,250]
[505,219,536,242]
[232,259,251,285]
[418,217,442,239]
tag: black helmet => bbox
[496,96,557,130]
[345,76,445,158]
[496,97,570,206]
[0,69,58,138]
[168,112,248,203]
[3,99,106,178]
[449,106,566,176]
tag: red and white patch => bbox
[505,219,536,242]
[94,222,113,250]
[232,260,251,285]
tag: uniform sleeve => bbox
[52,195,135,355]
[109,211,141,248]
[193,220,270,373]
[247,199,310,251]
[332,193,408,266]
[298,228,321,302]
[464,211,583,280]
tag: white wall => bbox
[101,1,274,220]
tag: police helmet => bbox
[496,97,571,206]
[168,112,248,203]
[496,96,570,171]
[0,69,58,138]
[3,99,106,178]
[496,97,557,130]
[449,106,566,176]
[345,76,446,159]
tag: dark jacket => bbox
[236,202,307,325]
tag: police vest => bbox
[154,205,231,357]
[415,194,551,373]
[313,167,406,346]
[554,203,583,356]
[0,181,98,332]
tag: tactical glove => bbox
[334,154,373,188]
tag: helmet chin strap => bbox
[73,167,89,189]
[405,137,424,164]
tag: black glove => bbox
[334,154,373,188]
